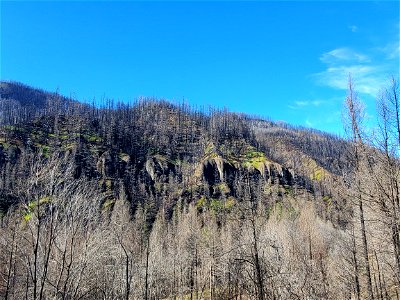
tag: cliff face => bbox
[195,147,294,192]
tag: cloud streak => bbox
[377,41,400,60]
[320,47,369,64]
[313,65,384,96]
[314,42,399,98]
[348,25,358,33]
[288,99,326,110]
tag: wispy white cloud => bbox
[349,25,358,33]
[314,43,398,98]
[377,41,400,60]
[313,64,385,96]
[320,47,370,64]
[305,118,314,127]
[288,99,326,110]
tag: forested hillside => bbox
[0,80,399,300]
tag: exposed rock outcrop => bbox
[145,155,175,182]
[196,151,293,189]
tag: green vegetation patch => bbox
[35,143,51,158]
[102,199,116,211]
[304,157,327,181]
[28,196,52,210]
[214,183,230,194]
[242,147,267,170]
[195,196,236,214]
[195,196,206,209]
[205,143,216,155]
[322,195,332,206]
[83,134,103,143]
[203,142,220,159]
[103,179,113,191]
[269,200,298,221]
[170,158,189,167]
[0,142,11,150]
[23,212,32,222]
[311,168,324,181]
[225,196,236,210]
[2,125,25,134]
[23,196,52,222]
[209,198,224,212]
[62,142,77,151]
[3,125,16,131]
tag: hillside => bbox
[1,81,399,300]
[0,82,347,223]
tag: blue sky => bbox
[1,1,399,134]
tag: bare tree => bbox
[343,75,374,300]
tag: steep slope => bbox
[0,81,346,226]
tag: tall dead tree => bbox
[344,75,374,300]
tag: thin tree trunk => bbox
[144,237,150,300]
[374,250,384,300]
[4,227,16,300]
[33,199,41,300]
[39,213,55,300]
[352,224,361,300]
[251,218,265,300]
[359,196,374,300]
[125,252,130,300]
